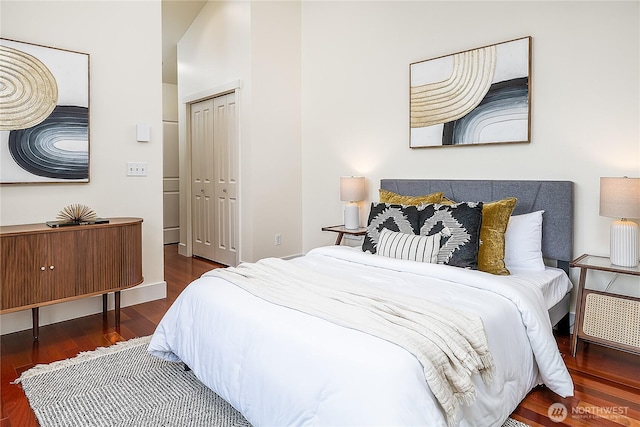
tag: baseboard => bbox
[163,228,180,244]
[178,242,188,257]
[0,281,167,336]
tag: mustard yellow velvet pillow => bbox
[441,196,517,275]
[379,189,444,205]
[477,197,517,275]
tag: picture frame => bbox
[410,36,531,148]
[0,38,90,183]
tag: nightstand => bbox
[570,254,640,357]
[322,225,367,245]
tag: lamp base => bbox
[344,203,360,230]
[610,219,639,267]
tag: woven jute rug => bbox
[16,336,531,427]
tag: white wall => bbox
[0,1,166,334]
[163,83,179,122]
[177,0,302,263]
[300,1,640,301]
[250,1,302,260]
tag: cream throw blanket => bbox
[209,258,495,425]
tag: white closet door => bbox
[213,93,238,266]
[190,98,215,261]
[190,92,238,266]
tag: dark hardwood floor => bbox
[1,244,639,426]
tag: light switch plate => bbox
[127,162,147,176]
[136,123,150,142]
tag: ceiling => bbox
[162,0,206,85]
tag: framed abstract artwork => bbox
[410,36,531,148]
[0,38,90,183]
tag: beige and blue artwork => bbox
[410,37,530,148]
[0,39,89,183]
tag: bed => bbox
[149,179,575,427]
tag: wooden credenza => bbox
[0,217,143,339]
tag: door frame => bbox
[179,80,241,265]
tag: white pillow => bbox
[504,210,545,272]
[376,228,445,263]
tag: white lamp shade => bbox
[340,176,365,202]
[600,177,640,219]
[600,177,640,267]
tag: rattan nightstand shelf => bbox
[570,254,640,357]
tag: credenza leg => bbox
[31,307,39,341]
[115,291,121,327]
[102,294,108,317]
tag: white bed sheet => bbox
[149,246,573,427]
[508,267,573,310]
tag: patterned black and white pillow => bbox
[362,203,420,254]
[418,202,484,269]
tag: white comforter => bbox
[149,246,574,427]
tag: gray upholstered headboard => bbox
[380,179,574,269]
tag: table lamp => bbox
[600,177,640,267]
[340,176,365,230]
